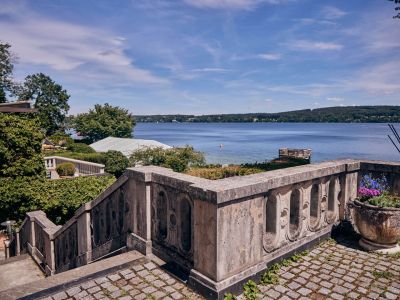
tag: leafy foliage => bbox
[130,146,205,172]
[0,114,45,177]
[47,132,74,147]
[56,162,76,176]
[186,165,262,179]
[18,73,70,135]
[186,157,308,180]
[45,149,128,177]
[0,175,115,224]
[45,150,107,164]
[358,173,400,208]
[260,250,309,285]
[224,293,236,300]
[243,280,259,300]
[104,150,129,177]
[366,192,400,208]
[66,142,95,153]
[0,42,15,103]
[389,0,400,19]
[72,103,136,143]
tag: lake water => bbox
[134,123,400,164]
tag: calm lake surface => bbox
[134,123,400,164]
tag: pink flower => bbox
[358,187,381,199]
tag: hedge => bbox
[0,175,115,225]
[56,162,76,176]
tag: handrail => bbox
[44,156,105,168]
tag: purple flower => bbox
[358,187,381,199]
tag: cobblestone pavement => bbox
[42,235,400,300]
[41,259,203,300]
[237,236,400,300]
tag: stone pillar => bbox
[76,211,92,266]
[189,195,265,299]
[16,229,20,256]
[341,171,359,221]
[46,239,56,275]
[4,240,10,259]
[126,171,153,256]
[29,219,35,255]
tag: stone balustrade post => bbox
[76,211,92,266]
[4,239,10,259]
[15,229,20,255]
[126,169,153,256]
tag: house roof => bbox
[90,137,172,157]
[0,101,37,113]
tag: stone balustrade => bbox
[7,159,400,299]
[11,211,61,275]
[44,156,105,177]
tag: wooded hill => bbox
[135,106,400,123]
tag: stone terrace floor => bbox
[41,234,400,300]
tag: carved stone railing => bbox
[44,156,105,177]
[6,159,400,299]
[12,211,61,275]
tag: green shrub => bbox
[366,192,400,208]
[47,133,74,147]
[0,114,45,178]
[130,146,205,172]
[0,175,115,225]
[66,142,95,153]
[186,166,262,180]
[56,162,76,176]
[104,150,129,177]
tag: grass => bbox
[243,280,260,300]
[372,270,393,279]
[260,250,309,285]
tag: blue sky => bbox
[1,0,399,115]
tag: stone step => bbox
[0,250,144,300]
[0,254,45,293]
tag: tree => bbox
[0,114,45,177]
[389,0,400,18]
[129,146,205,172]
[0,42,15,103]
[104,150,129,177]
[19,73,70,135]
[73,103,135,143]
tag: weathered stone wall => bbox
[8,159,400,299]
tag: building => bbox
[0,101,37,113]
[89,136,171,157]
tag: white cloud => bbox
[258,53,282,60]
[343,61,400,94]
[291,40,343,51]
[0,3,167,85]
[327,97,344,102]
[183,0,289,10]
[192,68,230,73]
[320,6,348,20]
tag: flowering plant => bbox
[358,173,388,201]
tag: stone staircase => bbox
[0,254,45,293]
[0,251,145,300]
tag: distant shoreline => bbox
[135,105,400,123]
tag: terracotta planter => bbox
[352,199,400,254]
